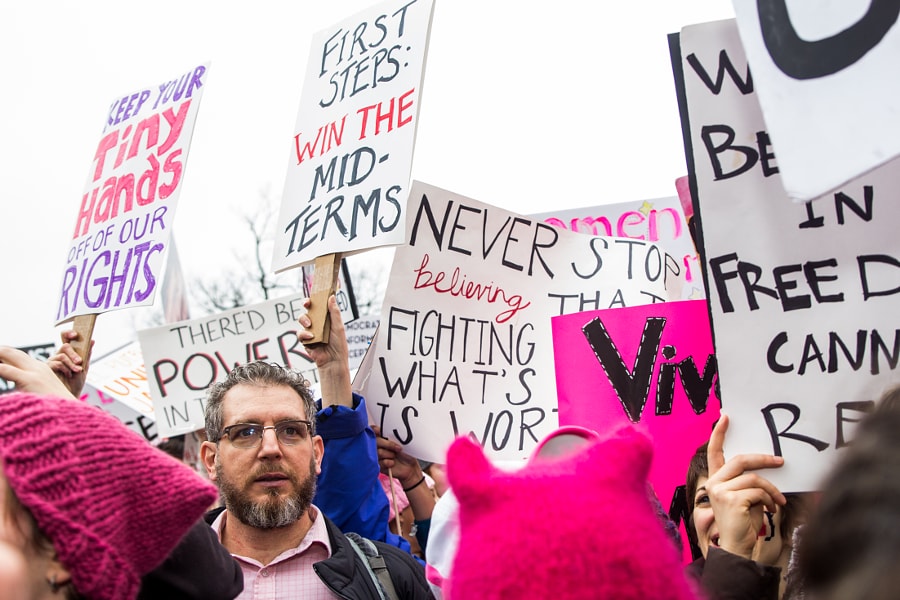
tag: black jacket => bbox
[315,515,434,599]
[204,507,434,600]
[139,519,244,599]
[685,546,780,600]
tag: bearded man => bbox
[200,296,433,599]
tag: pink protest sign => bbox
[552,299,720,561]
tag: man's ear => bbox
[200,440,219,481]
[313,435,324,475]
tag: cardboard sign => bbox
[552,300,720,563]
[272,0,436,272]
[532,196,705,300]
[80,383,158,443]
[675,19,900,491]
[161,239,190,323]
[731,1,900,202]
[346,316,379,371]
[357,181,687,462]
[138,292,322,437]
[56,63,209,324]
[85,341,155,418]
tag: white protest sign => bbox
[85,341,155,418]
[138,293,321,437]
[80,383,158,443]
[56,63,210,323]
[730,2,900,202]
[358,181,686,462]
[272,0,436,272]
[532,196,705,300]
[677,19,900,492]
[346,316,379,371]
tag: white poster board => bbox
[138,292,322,437]
[731,1,900,202]
[678,19,900,492]
[346,316,379,370]
[136,293,373,437]
[357,181,686,462]
[532,196,705,300]
[81,383,158,443]
[56,63,209,323]
[85,341,155,418]
[272,0,436,271]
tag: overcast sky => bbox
[1,0,735,355]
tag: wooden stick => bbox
[302,253,342,346]
[69,314,97,365]
[387,466,403,537]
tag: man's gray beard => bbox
[217,458,317,529]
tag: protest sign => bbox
[533,196,705,300]
[731,2,900,202]
[161,239,190,323]
[272,0,436,272]
[0,341,158,440]
[346,316,379,371]
[56,63,209,325]
[138,292,321,437]
[0,343,55,394]
[80,383,158,443]
[357,180,687,462]
[552,299,719,563]
[85,341,155,418]
[675,19,900,491]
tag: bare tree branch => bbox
[189,189,320,316]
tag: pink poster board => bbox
[552,299,720,562]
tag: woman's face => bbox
[0,467,64,599]
[0,470,29,551]
[692,475,785,564]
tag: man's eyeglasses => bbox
[220,420,313,449]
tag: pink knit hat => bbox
[446,426,700,600]
[0,392,218,600]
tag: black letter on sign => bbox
[685,50,754,94]
[668,485,703,561]
[858,254,900,300]
[761,403,830,456]
[758,0,900,80]
[582,316,665,424]
[677,354,719,415]
[835,400,875,448]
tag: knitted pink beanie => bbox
[446,426,700,600]
[0,392,218,600]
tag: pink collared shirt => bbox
[210,506,338,599]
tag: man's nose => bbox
[258,427,283,455]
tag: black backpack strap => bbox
[344,532,400,600]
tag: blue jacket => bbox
[314,393,413,554]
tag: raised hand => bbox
[372,425,422,484]
[0,346,77,400]
[704,414,786,560]
[297,295,352,408]
[47,329,94,397]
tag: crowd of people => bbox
[0,294,897,599]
